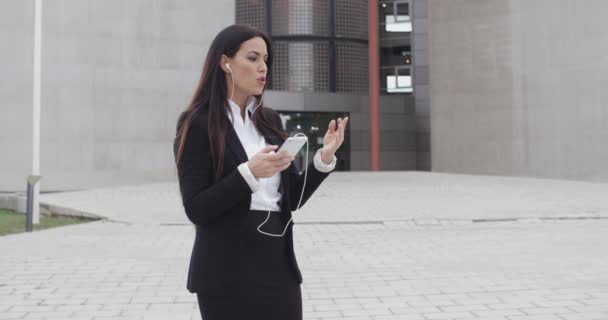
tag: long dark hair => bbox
[174,24,287,181]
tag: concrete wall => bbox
[265,91,417,171]
[1,1,34,192]
[0,0,234,191]
[429,0,608,182]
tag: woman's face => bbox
[223,37,268,98]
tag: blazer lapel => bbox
[225,125,248,165]
[226,115,290,212]
[225,119,285,167]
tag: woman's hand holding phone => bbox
[247,145,295,179]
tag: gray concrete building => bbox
[1,0,424,192]
[237,0,419,173]
[429,0,608,182]
[5,0,605,191]
[2,1,232,191]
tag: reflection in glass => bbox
[385,15,412,32]
[278,111,350,172]
[386,76,412,93]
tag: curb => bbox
[0,193,103,220]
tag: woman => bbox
[173,24,348,320]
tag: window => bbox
[380,1,412,33]
[380,46,412,66]
[379,0,413,94]
[381,66,413,93]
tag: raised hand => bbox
[321,116,349,163]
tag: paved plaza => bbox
[1,172,608,319]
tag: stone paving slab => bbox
[1,172,608,319]
[1,219,607,319]
[34,172,608,225]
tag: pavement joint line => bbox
[540,216,608,220]
[296,221,386,225]
[472,218,518,223]
[159,221,386,226]
[473,216,608,223]
[103,218,133,225]
[158,216,608,227]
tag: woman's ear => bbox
[220,55,230,73]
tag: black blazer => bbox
[174,107,332,295]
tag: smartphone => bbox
[277,136,308,157]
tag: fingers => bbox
[260,146,288,161]
[324,117,348,154]
[339,117,348,138]
[331,117,349,130]
[254,146,297,177]
[270,154,293,172]
[337,117,348,129]
[260,145,278,153]
[328,119,336,133]
[267,149,290,161]
[329,117,348,138]
[280,160,292,171]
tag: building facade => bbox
[429,0,608,182]
[235,0,421,173]
[0,0,426,191]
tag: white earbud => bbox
[225,63,232,73]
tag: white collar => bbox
[227,96,258,121]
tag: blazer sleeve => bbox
[271,111,334,211]
[174,117,252,226]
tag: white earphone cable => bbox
[256,133,308,237]
[227,63,306,238]
[229,66,235,101]
[228,64,264,116]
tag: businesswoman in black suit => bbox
[173,24,348,320]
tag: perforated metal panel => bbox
[271,0,331,36]
[336,41,368,92]
[272,41,330,92]
[236,0,267,31]
[335,0,367,39]
[236,0,369,93]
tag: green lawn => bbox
[0,208,96,236]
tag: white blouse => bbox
[226,96,336,212]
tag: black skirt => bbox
[196,210,302,320]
